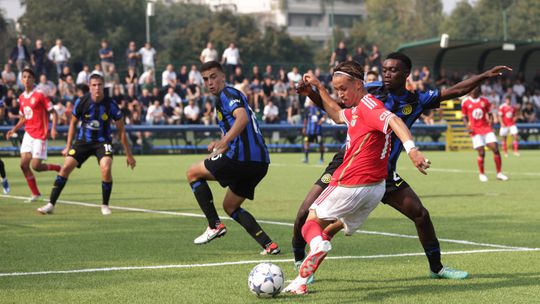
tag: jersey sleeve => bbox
[339,108,353,126]
[110,101,123,121]
[359,97,395,134]
[72,98,82,119]
[418,89,441,110]
[41,94,53,112]
[221,88,245,114]
[461,100,468,118]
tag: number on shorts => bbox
[104,144,113,153]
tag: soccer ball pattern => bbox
[248,263,284,297]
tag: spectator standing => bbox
[200,41,218,63]
[352,47,368,67]
[31,39,47,77]
[99,39,114,75]
[329,40,348,67]
[126,41,140,69]
[139,42,157,72]
[9,37,31,72]
[369,44,382,71]
[48,39,71,79]
[221,42,241,82]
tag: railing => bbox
[0,123,538,155]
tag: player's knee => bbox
[31,163,42,171]
[414,206,431,226]
[20,163,30,172]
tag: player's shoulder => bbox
[360,94,384,109]
[220,87,244,106]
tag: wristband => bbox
[403,140,416,154]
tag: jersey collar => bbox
[22,90,35,99]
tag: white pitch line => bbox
[2,194,538,251]
[1,248,538,278]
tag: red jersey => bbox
[331,94,395,186]
[498,103,517,127]
[461,97,492,135]
[18,90,52,140]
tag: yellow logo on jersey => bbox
[101,113,108,121]
[216,110,223,121]
[68,149,76,155]
[402,104,412,115]
[321,173,332,184]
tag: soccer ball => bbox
[248,263,284,297]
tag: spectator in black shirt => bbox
[352,47,368,67]
[31,39,47,77]
[330,40,348,67]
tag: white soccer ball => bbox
[248,262,284,297]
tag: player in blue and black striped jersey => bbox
[289,55,510,283]
[186,61,279,255]
[302,99,326,164]
[37,73,136,216]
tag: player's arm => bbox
[387,116,430,175]
[48,107,58,140]
[5,116,26,139]
[296,81,324,109]
[115,119,136,169]
[440,66,512,101]
[209,108,249,157]
[62,116,78,156]
[302,72,343,124]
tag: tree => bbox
[441,0,481,40]
[507,0,540,41]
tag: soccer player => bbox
[186,61,279,255]
[462,87,508,182]
[37,73,136,215]
[5,68,60,202]
[498,96,519,157]
[302,98,326,164]
[290,53,511,283]
[284,62,431,294]
[0,159,10,194]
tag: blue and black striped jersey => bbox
[216,87,270,163]
[304,106,325,136]
[72,94,122,143]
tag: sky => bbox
[0,0,465,22]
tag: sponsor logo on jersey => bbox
[87,120,101,130]
[228,99,240,107]
[320,173,332,184]
[402,104,413,115]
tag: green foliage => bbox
[441,0,481,40]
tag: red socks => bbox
[47,164,61,172]
[513,141,519,154]
[477,156,485,174]
[302,219,323,245]
[494,154,502,173]
[25,175,40,196]
[502,141,508,154]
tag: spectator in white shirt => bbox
[188,65,204,87]
[164,86,182,108]
[48,39,71,79]
[146,100,164,125]
[263,100,279,124]
[287,66,302,88]
[200,41,218,63]
[76,65,90,85]
[35,74,57,99]
[221,42,242,82]
[184,99,200,124]
[162,64,177,88]
[139,42,157,72]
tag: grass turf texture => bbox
[1,151,539,303]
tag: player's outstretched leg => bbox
[383,187,468,280]
[31,158,61,173]
[223,189,279,255]
[20,154,41,202]
[37,158,78,214]
[186,161,225,245]
[0,159,10,194]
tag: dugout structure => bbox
[397,38,540,82]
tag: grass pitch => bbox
[1,151,539,303]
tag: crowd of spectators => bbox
[1,37,539,133]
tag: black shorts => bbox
[314,148,345,188]
[304,134,322,144]
[204,155,268,200]
[381,171,411,202]
[67,142,114,168]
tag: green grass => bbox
[1,151,539,303]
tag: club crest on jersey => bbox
[101,113,108,121]
[216,110,223,121]
[30,97,36,105]
[320,173,332,184]
[228,99,240,107]
[402,104,413,115]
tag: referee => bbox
[37,73,136,215]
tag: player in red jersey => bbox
[498,96,519,157]
[461,87,508,182]
[6,68,61,202]
[284,61,430,295]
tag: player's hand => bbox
[295,81,313,96]
[207,139,228,159]
[126,155,136,169]
[61,146,70,156]
[303,72,322,89]
[408,148,430,175]
[5,130,14,140]
[50,128,57,140]
[483,66,512,78]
